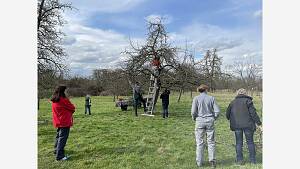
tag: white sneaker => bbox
[57,156,69,161]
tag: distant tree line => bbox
[38,57,262,100]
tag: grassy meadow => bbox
[38,91,263,169]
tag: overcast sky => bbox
[61,0,262,76]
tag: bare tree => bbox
[230,56,262,90]
[172,43,200,102]
[199,48,222,92]
[37,0,75,110]
[123,17,178,109]
[37,0,74,74]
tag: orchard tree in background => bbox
[170,44,200,102]
[199,48,222,92]
[230,56,262,91]
[93,69,131,102]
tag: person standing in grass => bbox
[191,84,220,168]
[51,85,76,161]
[85,94,91,115]
[160,88,170,118]
[131,81,147,116]
[226,88,262,165]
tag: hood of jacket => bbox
[235,94,252,100]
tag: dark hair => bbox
[198,88,206,93]
[51,85,67,102]
[197,84,209,93]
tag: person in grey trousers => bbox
[191,84,220,168]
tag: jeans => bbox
[195,117,216,166]
[85,105,91,115]
[162,103,169,118]
[235,129,256,163]
[54,127,70,160]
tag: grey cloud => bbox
[72,56,99,63]
[63,0,147,13]
[195,38,243,52]
[172,22,261,65]
[63,24,133,75]
[63,36,76,45]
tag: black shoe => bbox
[210,160,216,168]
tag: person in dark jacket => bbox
[85,94,91,115]
[160,88,170,118]
[226,88,262,165]
[51,85,76,161]
[131,81,147,116]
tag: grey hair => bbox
[236,88,247,95]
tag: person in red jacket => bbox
[51,85,75,161]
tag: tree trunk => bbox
[38,97,40,110]
[113,94,116,102]
[190,89,193,99]
[177,88,183,103]
[37,0,45,29]
[210,77,214,93]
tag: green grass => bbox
[38,92,262,169]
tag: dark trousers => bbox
[134,98,146,116]
[54,127,70,160]
[162,103,169,118]
[121,104,128,111]
[85,105,91,115]
[235,129,256,163]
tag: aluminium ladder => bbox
[141,75,157,116]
